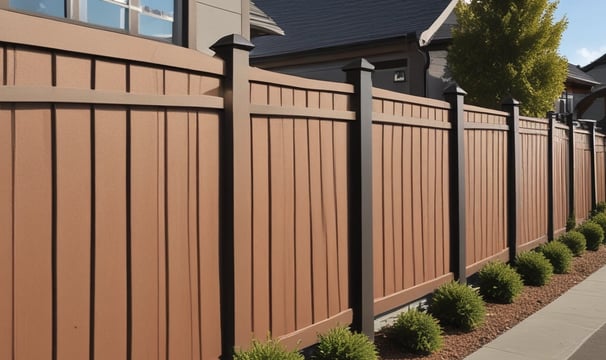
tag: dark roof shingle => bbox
[251,0,453,58]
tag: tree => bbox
[447,0,568,116]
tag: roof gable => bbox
[582,53,606,72]
[251,0,455,58]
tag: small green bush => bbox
[557,231,586,256]
[234,338,304,360]
[477,261,524,304]
[538,241,573,274]
[577,220,604,251]
[515,251,553,286]
[428,281,485,332]
[566,214,577,232]
[594,202,606,215]
[591,212,606,237]
[313,327,378,360]
[387,308,443,354]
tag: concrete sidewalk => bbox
[465,265,606,360]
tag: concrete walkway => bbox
[465,265,606,360]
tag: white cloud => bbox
[575,46,606,66]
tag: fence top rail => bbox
[463,104,509,117]
[372,87,451,110]
[249,66,354,94]
[574,129,592,136]
[519,116,548,125]
[0,9,224,76]
[555,122,569,131]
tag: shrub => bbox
[428,281,485,331]
[234,338,304,360]
[594,202,606,215]
[515,251,553,286]
[577,221,604,251]
[477,261,524,303]
[591,212,606,237]
[566,213,576,232]
[538,241,573,274]
[313,327,378,360]
[387,308,442,354]
[557,231,586,256]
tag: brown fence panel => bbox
[371,89,453,315]
[596,134,606,204]
[575,130,593,221]
[247,68,354,349]
[0,106,13,360]
[554,124,570,235]
[463,106,509,274]
[0,14,225,359]
[517,117,549,251]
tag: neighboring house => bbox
[250,0,458,99]
[576,54,606,124]
[561,63,600,115]
[2,0,281,54]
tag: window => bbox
[9,0,183,44]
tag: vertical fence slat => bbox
[94,107,127,360]
[13,107,53,359]
[308,119,329,321]
[251,116,271,338]
[402,127,415,289]
[197,112,222,359]
[293,119,313,329]
[166,110,193,360]
[130,110,160,360]
[372,124,384,297]
[333,121,350,312]
[0,107,13,360]
[56,106,91,360]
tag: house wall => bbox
[195,0,249,53]
[587,65,606,83]
[251,42,428,98]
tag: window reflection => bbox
[139,0,173,40]
[83,0,127,30]
[10,0,65,17]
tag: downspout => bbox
[418,42,430,98]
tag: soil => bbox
[375,246,606,360]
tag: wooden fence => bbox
[1,9,606,360]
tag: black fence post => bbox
[211,34,254,360]
[444,84,467,283]
[568,114,576,224]
[502,97,521,262]
[547,112,556,241]
[343,59,375,339]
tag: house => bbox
[575,54,606,124]
[559,63,601,115]
[250,0,458,99]
[3,0,281,53]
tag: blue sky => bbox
[555,0,606,66]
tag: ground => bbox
[375,246,606,359]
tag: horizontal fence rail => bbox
[1,10,606,360]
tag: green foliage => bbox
[234,338,304,360]
[515,251,553,286]
[577,221,604,251]
[387,308,443,354]
[448,0,568,116]
[566,213,577,232]
[557,230,586,256]
[537,241,573,274]
[591,212,606,236]
[313,327,378,360]
[478,261,524,303]
[428,281,486,331]
[595,202,606,214]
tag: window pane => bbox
[82,0,127,30]
[10,0,65,17]
[138,0,173,40]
